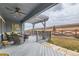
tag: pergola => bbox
[25,15,49,41]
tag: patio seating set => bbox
[0,32,29,47]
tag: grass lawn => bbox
[48,36,79,52]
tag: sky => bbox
[24,3,79,30]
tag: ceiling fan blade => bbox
[5,7,14,11]
[19,12,26,15]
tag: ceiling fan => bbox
[5,7,26,16]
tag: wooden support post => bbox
[48,31,51,41]
[53,26,56,35]
[32,23,35,35]
[42,20,46,40]
[50,31,52,40]
[36,31,38,42]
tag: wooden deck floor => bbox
[0,36,65,56]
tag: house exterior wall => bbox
[0,19,22,34]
